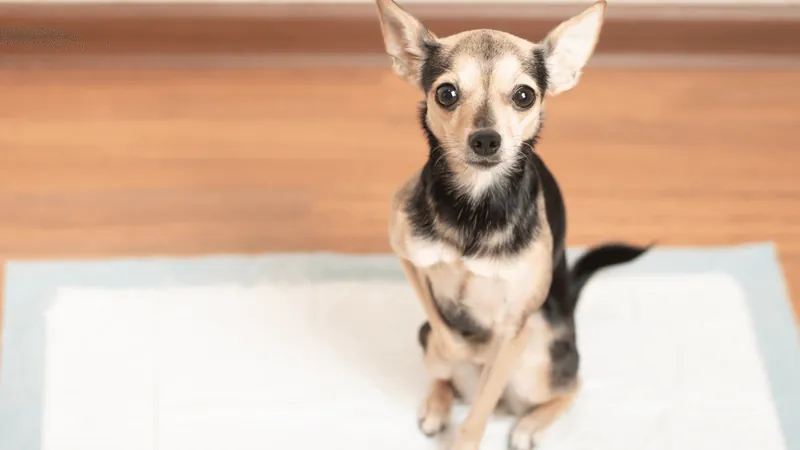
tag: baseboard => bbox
[1,2,799,66]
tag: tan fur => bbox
[509,384,580,450]
[390,181,555,449]
[418,380,455,436]
[503,312,558,412]
[378,1,607,448]
[374,0,438,85]
[543,3,606,95]
[424,39,545,197]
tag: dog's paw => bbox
[418,412,447,437]
[450,442,479,450]
[449,434,480,450]
[417,404,448,437]
[417,394,450,437]
[508,420,537,450]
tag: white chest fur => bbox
[405,235,541,281]
[406,236,552,332]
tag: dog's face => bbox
[376,0,605,190]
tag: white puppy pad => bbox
[26,273,787,450]
[2,246,798,450]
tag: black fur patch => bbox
[530,143,566,258]
[405,105,441,242]
[424,277,493,343]
[526,47,550,97]
[437,302,492,343]
[405,105,542,258]
[418,321,432,350]
[549,337,580,390]
[420,40,451,94]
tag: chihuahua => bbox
[377,1,650,448]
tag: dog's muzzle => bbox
[467,129,503,168]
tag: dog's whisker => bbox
[430,146,449,169]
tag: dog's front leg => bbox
[451,322,532,450]
[400,258,470,367]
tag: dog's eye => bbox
[435,84,459,108]
[511,85,536,110]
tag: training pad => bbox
[1,245,798,449]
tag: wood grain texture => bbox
[2,2,800,57]
[0,66,798,324]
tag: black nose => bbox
[468,130,502,156]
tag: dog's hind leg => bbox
[507,383,579,450]
[452,323,533,450]
[504,309,581,449]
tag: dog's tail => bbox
[569,242,652,302]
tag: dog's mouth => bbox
[466,156,502,169]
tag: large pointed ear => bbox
[542,0,606,96]
[375,0,438,88]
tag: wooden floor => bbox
[1,65,799,321]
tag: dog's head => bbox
[376,0,605,188]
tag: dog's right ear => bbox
[375,0,438,88]
[541,0,606,96]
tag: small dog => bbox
[376,0,650,448]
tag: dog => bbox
[376,0,650,448]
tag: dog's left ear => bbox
[375,0,438,88]
[542,0,607,96]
